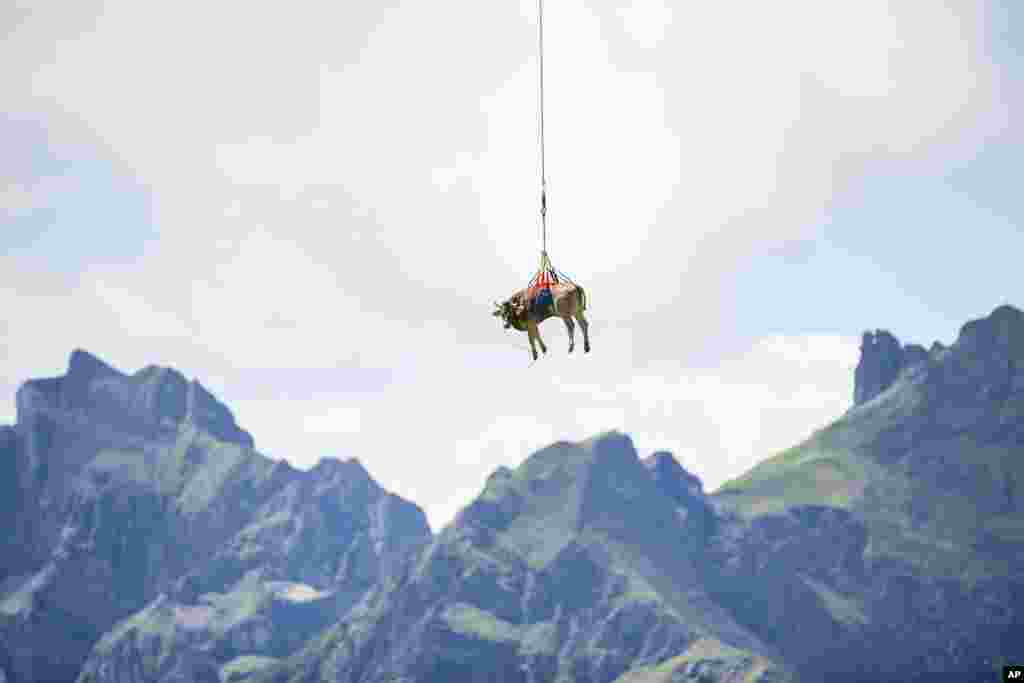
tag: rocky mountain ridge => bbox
[717,303,1024,680]
[0,351,430,683]
[3,304,1024,682]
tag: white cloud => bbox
[616,0,673,48]
[303,405,362,436]
[454,415,556,468]
[532,333,859,496]
[750,335,860,371]
[424,484,489,534]
[227,330,857,529]
[0,378,15,426]
[0,0,1009,531]
[0,183,38,217]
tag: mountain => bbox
[714,304,1024,680]
[250,432,791,683]
[0,351,430,683]
[251,304,1024,683]
[3,303,1023,682]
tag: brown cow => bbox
[493,282,590,360]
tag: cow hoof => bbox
[584,346,591,353]
[568,346,574,354]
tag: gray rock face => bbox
[854,330,909,405]
[252,433,791,683]
[957,304,1024,352]
[7,304,1024,683]
[170,456,430,603]
[853,307,1024,408]
[643,451,716,549]
[853,327,955,406]
[0,350,430,683]
[76,579,345,683]
[0,427,21,580]
[644,451,704,501]
[16,349,254,448]
[703,505,873,678]
[716,304,1024,682]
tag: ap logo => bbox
[1005,665,1024,681]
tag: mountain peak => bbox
[853,329,934,406]
[854,330,906,406]
[990,303,1023,319]
[455,430,697,571]
[851,304,1024,409]
[580,429,636,467]
[311,456,373,483]
[183,378,254,448]
[68,349,121,381]
[16,350,253,448]
[956,304,1024,355]
[644,451,704,499]
[644,449,687,475]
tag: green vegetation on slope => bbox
[612,637,790,683]
[221,655,280,682]
[442,603,522,643]
[717,404,1024,583]
[716,433,873,518]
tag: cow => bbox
[493,282,590,361]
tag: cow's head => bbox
[492,299,519,330]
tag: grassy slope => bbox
[252,433,789,683]
[222,656,280,682]
[612,637,788,683]
[714,380,1024,583]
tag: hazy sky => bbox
[3,0,1022,529]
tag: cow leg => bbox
[564,316,575,353]
[529,320,547,355]
[526,326,538,361]
[575,312,591,353]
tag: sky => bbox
[2,0,1022,530]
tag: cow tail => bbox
[577,286,587,311]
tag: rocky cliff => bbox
[718,304,1024,681]
[0,351,430,683]
[251,432,791,683]
[4,304,1024,682]
[252,305,1024,683]
[853,330,938,406]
